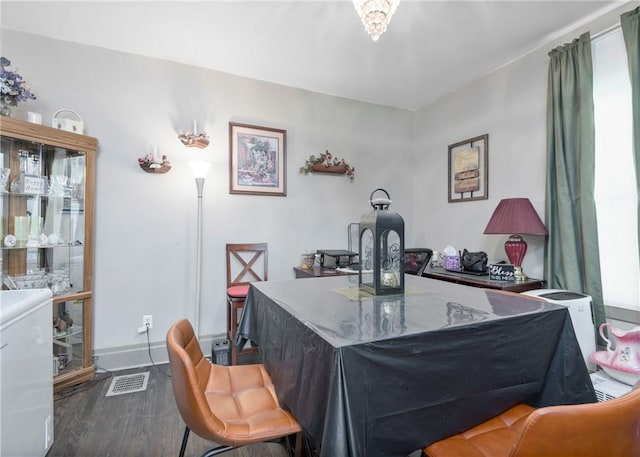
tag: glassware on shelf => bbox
[2,273,49,290]
[13,216,29,245]
[48,175,68,197]
[49,270,71,296]
[0,168,9,192]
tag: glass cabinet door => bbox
[1,124,94,385]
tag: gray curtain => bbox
[545,32,606,342]
[621,7,640,257]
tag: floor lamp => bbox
[188,161,211,337]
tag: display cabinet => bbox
[0,116,97,391]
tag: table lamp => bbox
[483,198,547,281]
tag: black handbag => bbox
[461,249,488,273]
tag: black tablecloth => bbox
[236,275,595,457]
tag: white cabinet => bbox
[1,289,54,456]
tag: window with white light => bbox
[593,27,639,312]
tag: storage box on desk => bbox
[211,338,230,365]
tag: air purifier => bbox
[523,289,596,371]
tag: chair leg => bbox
[201,444,238,457]
[229,300,243,365]
[179,427,190,457]
[230,341,238,365]
[279,433,307,457]
[284,433,297,457]
[289,432,314,457]
[302,433,315,457]
[181,424,238,457]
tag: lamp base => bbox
[504,234,528,282]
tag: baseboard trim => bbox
[92,333,223,372]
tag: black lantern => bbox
[359,188,405,295]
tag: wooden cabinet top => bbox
[423,266,545,293]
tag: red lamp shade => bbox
[484,198,547,280]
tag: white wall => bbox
[413,41,547,280]
[1,30,414,362]
[412,2,635,283]
[1,2,635,368]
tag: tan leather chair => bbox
[226,243,267,364]
[423,382,640,457]
[166,319,302,457]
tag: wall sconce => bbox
[138,145,171,173]
[359,188,405,295]
[179,121,210,148]
[483,198,548,281]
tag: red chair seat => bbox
[227,284,250,298]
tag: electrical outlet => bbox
[142,315,153,329]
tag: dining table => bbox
[236,274,596,457]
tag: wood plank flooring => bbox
[48,355,290,457]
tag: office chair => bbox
[404,248,433,276]
[166,319,303,457]
[423,380,640,457]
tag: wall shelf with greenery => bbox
[300,150,355,179]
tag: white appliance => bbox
[523,289,596,371]
[1,289,54,456]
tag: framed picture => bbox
[229,122,286,196]
[448,134,488,203]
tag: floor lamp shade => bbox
[484,198,547,281]
[188,161,211,179]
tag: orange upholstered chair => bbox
[225,243,267,364]
[166,319,302,457]
[423,382,640,457]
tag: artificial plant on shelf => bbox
[0,57,36,116]
[299,150,355,179]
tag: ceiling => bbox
[0,1,626,110]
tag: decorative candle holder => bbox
[138,146,172,174]
[178,120,210,148]
[178,132,210,148]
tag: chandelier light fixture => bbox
[352,0,400,41]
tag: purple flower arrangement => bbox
[1,57,36,114]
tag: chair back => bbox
[166,319,226,441]
[226,243,268,288]
[404,248,433,276]
[511,386,640,457]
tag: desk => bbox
[423,266,545,292]
[237,275,594,457]
[293,265,358,279]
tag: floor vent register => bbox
[105,371,150,397]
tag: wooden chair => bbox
[166,319,302,457]
[423,381,640,457]
[226,243,267,364]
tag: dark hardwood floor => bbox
[48,353,290,457]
